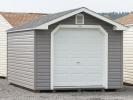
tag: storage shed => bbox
[7,7,126,90]
[0,12,46,77]
[116,13,133,84]
[0,15,12,77]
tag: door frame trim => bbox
[50,25,108,90]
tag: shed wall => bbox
[123,26,133,84]
[35,31,51,90]
[8,31,35,90]
[0,15,12,77]
[35,12,123,90]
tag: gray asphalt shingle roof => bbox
[8,7,126,32]
[8,8,80,32]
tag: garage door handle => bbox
[76,62,80,64]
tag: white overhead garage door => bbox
[52,26,107,89]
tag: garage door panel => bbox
[54,65,103,69]
[54,74,102,82]
[55,42,104,48]
[55,29,103,38]
[54,82,102,87]
[53,28,105,88]
[55,49,104,53]
[55,67,103,74]
[55,52,104,58]
[55,41,104,45]
[55,56,103,62]
[55,54,101,57]
[54,59,104,66]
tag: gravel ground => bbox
[0,79,133,100]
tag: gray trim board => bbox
[34,31,37,90]
[35,30,51,90]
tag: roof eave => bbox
[35,24,127,31]
[126,24,133,26]
[7,25,126,33]
[7,28,35,33]
[8,7,127,32]
[113,26,127,31]
[36,7,127,31]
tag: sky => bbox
[0,0,132,13]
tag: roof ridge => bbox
[52,7,84,15]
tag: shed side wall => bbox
[35,12,123,90]
[8,30,35,90]
[0,15,12,77]
[123,27,133,84]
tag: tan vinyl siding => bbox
[0,31,7,77]
[123,27,133,84]
[0,15,12,77]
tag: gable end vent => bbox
[76,14,84,24]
